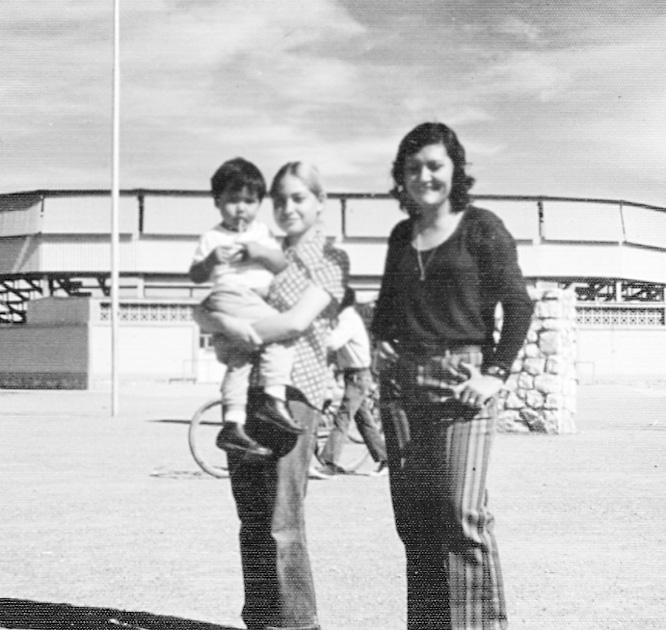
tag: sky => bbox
[2,0,666,207]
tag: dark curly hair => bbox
[390,122,475,215]
[210,157,266,200]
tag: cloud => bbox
[1,1,665,207]
[495,17,542,42]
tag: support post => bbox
[110,0,120,415]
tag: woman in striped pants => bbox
[371,122,533,629]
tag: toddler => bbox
[189,157,302,458]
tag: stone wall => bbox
[497,287,578,434]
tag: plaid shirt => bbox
[251,230,348,409]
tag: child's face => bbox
[214,186,261,231]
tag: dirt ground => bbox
[0,379,664,630]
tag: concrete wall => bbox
[2,294,665,390]
[0,323,89,388]
[576,328,666,379]
[88,323,201,386]
[0,296,215,389]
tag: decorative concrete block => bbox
[543,409,576,434]
[524,343,541,358]
[540,318,567,331]
[517,373,534,389]
[539,331,562,355]
[520,408,546,431]
[497,411,530,433]
[546,356,565,374]
[526,328,539,343]
[534,374,561,394]
[525,390,544,409]
[496,286,578,435]
[536,301,564,319]
[523,357,545,376]
[544,393,564,409]
[504,392,524,409]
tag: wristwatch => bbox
[482,365,509,381]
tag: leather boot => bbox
[216,422,273,459]
[255,396,304,434]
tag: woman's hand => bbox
[372,341,399,371]
[252,284,330,343]
[193,305,262,351]
[452,362,504,410]
[219,317,263,350]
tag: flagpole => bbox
[111,0,120,415]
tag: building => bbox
[1,189,665,388]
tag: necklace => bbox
[413,210,464,281]
[415,246,434,281]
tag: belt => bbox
[398,342,483,357]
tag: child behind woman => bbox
[189,157,303,459]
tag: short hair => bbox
[390,122,475,215]
[210,157,266,200]
[269,161,326,199]
[340,286,356,311]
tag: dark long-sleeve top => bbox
[370,205,534,372]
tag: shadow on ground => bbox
[150,419,191,425]
[0,599,239,630]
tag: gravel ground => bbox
[0,380,664,630]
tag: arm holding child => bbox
[241,240,288,275]
[195,283,331,349]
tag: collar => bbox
[285,229,327,266]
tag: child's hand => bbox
[212,244,244,264]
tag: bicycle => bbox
[188,398,231,478]
[188,393,384,479]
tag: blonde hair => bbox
[269,161,326,199]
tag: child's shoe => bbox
[216,422,273,459]
[255,396,304,434]
[308,463,337,480]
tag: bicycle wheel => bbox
[188,398,229,479]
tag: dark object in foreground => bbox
[216,422,273,459]
[0,598,239,630]
[255,396,305,434]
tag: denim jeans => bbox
[380,351,508,630]
[228,390,321,630]
[320,368,386,465]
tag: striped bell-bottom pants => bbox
[380,351,508,630]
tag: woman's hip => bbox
[381,345,485,404]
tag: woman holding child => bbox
[195,160,347,630]
[372,122,533,630]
